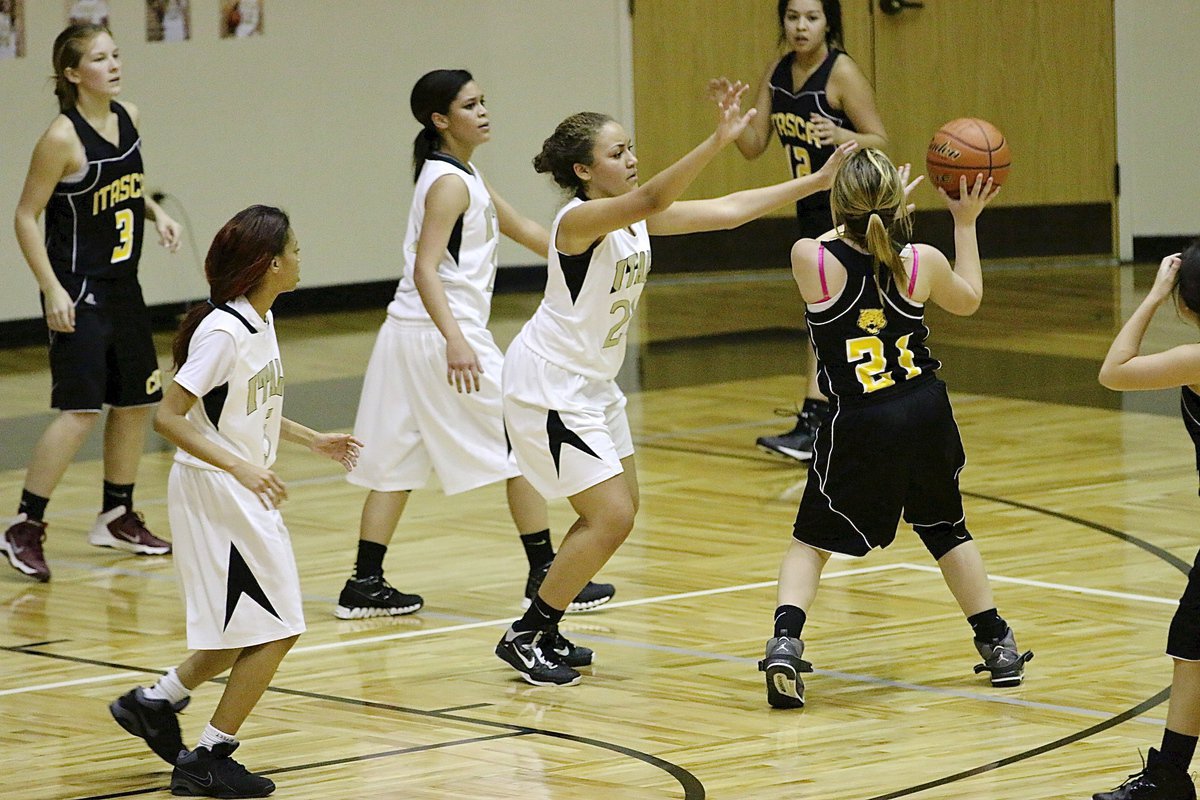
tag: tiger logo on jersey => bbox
[857,309,887,334]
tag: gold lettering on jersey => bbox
[857,309,887,334]
[91,172,144,215]
[245,358,285,414]
[770,112,821,146]
[609,250,652,293]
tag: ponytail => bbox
[864,213,908,290]
[411,126,440,182]
[409,69,473,182]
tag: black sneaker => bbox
[972,626,1033,686]
[495,627,581,686]
[544,626,594,667]
[1093,748,1196,800]
[171,741,275,798]
[333,575,423,619]
[758,636,812,709]
[756,408,823,463]
[109,686,190,765]
[523,560,615,613]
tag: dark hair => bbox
[409,69,473,182]
[172,205,291,368]
[532,112,613,194]
[830,147,912,293]
[52,24,110,112]
[777,0,844,50]
[1175,239,1200,319]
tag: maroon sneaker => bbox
[88,507,171,555]
[0,515,51,582]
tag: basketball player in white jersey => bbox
[109,206,361,798]
[338,70,614,632]
[495,80,856,685]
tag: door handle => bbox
[879,0,925,15]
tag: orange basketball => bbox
[926,118,1011,199]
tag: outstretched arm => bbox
[280,418,363,471]
[1099,254,1200,391]
[555,79,757,255]
[647,141,856,236]
[485,179,549,258]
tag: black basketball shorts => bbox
[46,275,163,411]
[792,378,967,557]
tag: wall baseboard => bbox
[1133,235,1198,262]
[649,202,1114,272]
[0,267,551,349]
[0,203,1116,348]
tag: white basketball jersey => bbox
[520,197,651,381]
[173,297,284,471]
[389,154,499,328]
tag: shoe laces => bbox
[530,630,566,667]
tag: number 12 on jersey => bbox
[847,334,921,393]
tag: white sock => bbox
[142,667,190,705]
[196,723,237,751]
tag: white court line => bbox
[291,563,904,655]
[0,670,143,697]
[897,563,1178,607]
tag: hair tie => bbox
[205,298,216,308]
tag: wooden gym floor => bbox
[0,258,1194,799]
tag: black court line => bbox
[67,732,536,800]
[2,646,705,800]
[429,702,493,713]
[639,439,1182,798]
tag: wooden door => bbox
[631,0,1116,258]
[869,0,1116,214]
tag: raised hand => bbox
[938,173,1000,226]
[896,162,924,217]
[1147,253,1183,305]
[708,77,757,146]
[813,140,858,190]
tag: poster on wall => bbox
[147,0,190,43]
[1,0,25,60]
[220,0,263,39]
[66,0,110,27]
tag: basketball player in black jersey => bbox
[759,147,1032,709]
[737,0,889,464]
[1092,245,1200,800]
[1,24,182,582]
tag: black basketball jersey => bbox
[44,102,146,280]
[1182,388,1200,491]
[805,239,939,406]
[769,49,856,213]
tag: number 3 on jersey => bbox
[111,208,134,263]
[847,334,921,393]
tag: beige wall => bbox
[1115,0,1200,259]
[0,0,633,323]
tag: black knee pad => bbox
[916,521,972,561]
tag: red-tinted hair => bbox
[171,205,291,368]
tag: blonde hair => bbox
[830,147,913,292]
[52,24,109,112]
